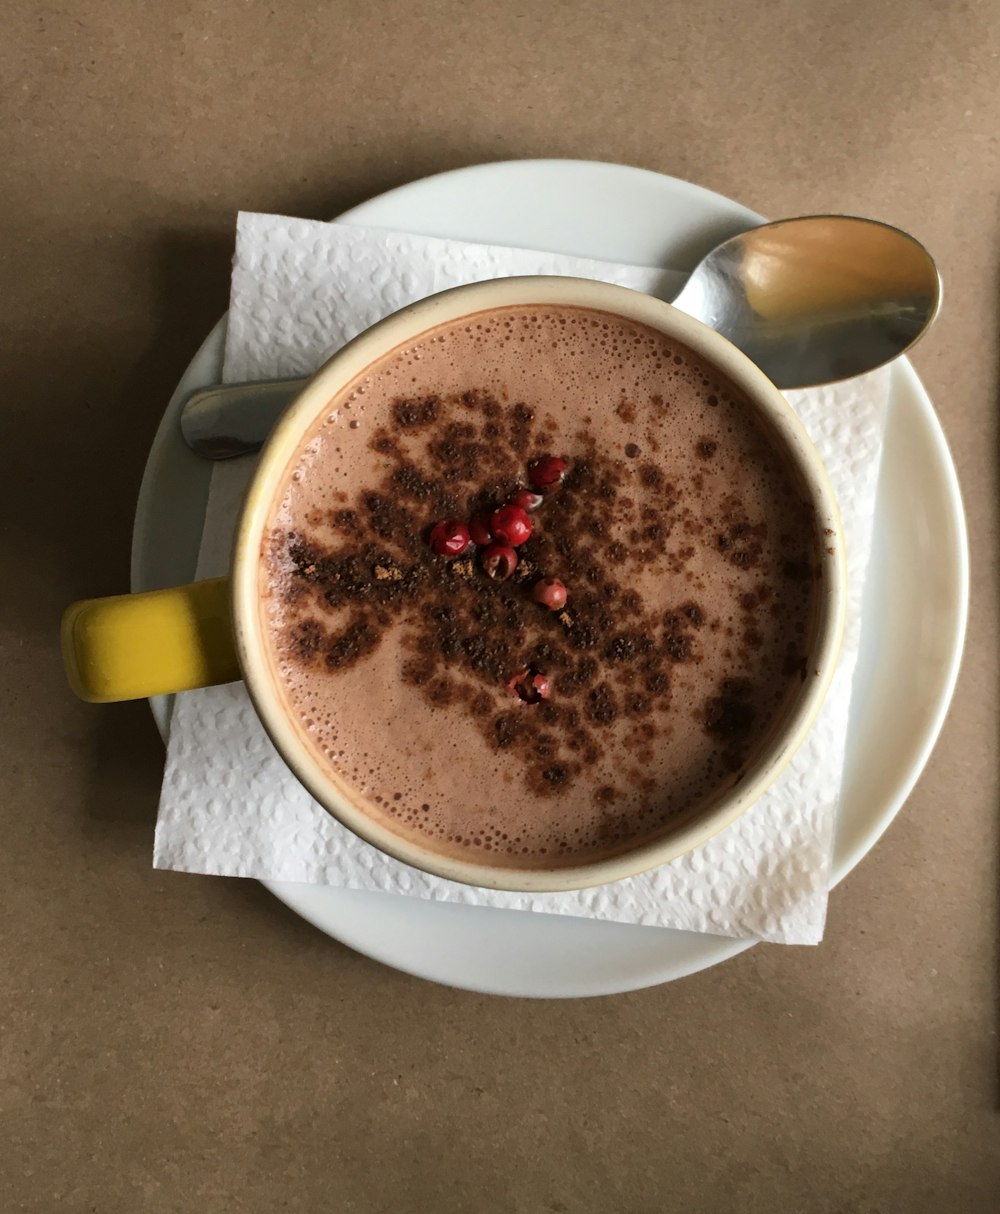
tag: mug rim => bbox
[231,276,847,892]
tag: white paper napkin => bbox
[154,212,889,945]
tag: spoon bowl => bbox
[671,215,941,388]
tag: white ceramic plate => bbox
[132,160,968,998]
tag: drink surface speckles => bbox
[261,305,818,869]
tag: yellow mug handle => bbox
[61,577,241,703]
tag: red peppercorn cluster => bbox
[425,454,570,702]
[425,454,568,584]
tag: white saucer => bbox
[132,160,968,998]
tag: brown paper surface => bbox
[3,1,997,1209]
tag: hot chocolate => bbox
[260,304,819,870]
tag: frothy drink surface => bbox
[261,305,818,870]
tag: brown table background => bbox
[4,1,998,1210]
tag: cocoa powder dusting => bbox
[275,389,741,801]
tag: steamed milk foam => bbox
[261,305,819,869]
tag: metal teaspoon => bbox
[180,215,941,460]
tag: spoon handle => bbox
[180,377,309,459]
